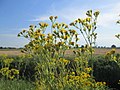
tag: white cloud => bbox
[57,8,86,21]
[97,34,120,47]
[48,2,120,29]
[98,3,120,28]
[30,16,49,22]
[28,1,120,47]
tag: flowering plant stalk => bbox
[70,10,99,76]
[17,10,108,90]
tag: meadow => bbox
[0,10,120,90]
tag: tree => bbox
[111,45,116,48]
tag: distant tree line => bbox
[0,45,119,49]
[94,45,119,49]
[0,47,23,49]
[80,45,120,49]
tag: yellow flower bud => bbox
[86,10,92,17]
[94,11,100,17]
[86,17,91,22]
[52,24,56,28]
[54,16,58,19]
[71,72,75,75]
[78,18,82,23]
[22,30,26,33]
[65,25,68,28]
[69,42,74,45]
[29,24,34,28]
[110,49,115,54]
[69,22,75,26]
[49,16,53,20]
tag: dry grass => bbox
[0,48,120,56]
[65,48,120,55]
[0,49,24,56]
[94,48,120,55]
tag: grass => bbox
[0,79,36,90]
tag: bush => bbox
[93,57,120,89]
[0,55,37,81]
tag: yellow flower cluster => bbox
[59,58,69,65]
[84,67,92,73]
[62,71,106,89]
[49,16,58,21]
[39,22,48,27]
[0,67,19,80]
[3,58,13,66]
[105,49,120,65]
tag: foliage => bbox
[18,16,79,58]
[93,49,120,89]
[17,10,109,90]
[0,55,37,81]
[111,45,116,48]
[0,55,19,80]
[70,10,99,47]
[1,10,117,89]
[0,79,35,90]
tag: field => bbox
[66,48,120,55]
[0,10,120,90]
[0,48,120,56]
[0,48,120,90]
[0,49,24,56]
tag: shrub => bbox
[93,56,120,89]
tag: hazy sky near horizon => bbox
[0,0,120,47]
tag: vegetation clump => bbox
[1,10,120,90]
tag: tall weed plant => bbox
[17,10,109,90]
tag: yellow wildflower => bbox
[69,42,74,45]
[71,72,75,75]
[85,67,92,73]
[54,16,58,19]
[110,49,115,54]
[59,58,69,64]
[86,17,91,22]
[94,11,100,17]
[60,28,67,34]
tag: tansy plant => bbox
[70,10,100,76]
[70,10,99,47]
[105,49,120,65]
[18,10,108,90]
[18,16,79,58]
[0,55,19,80]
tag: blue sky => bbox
[0,0,120,47]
